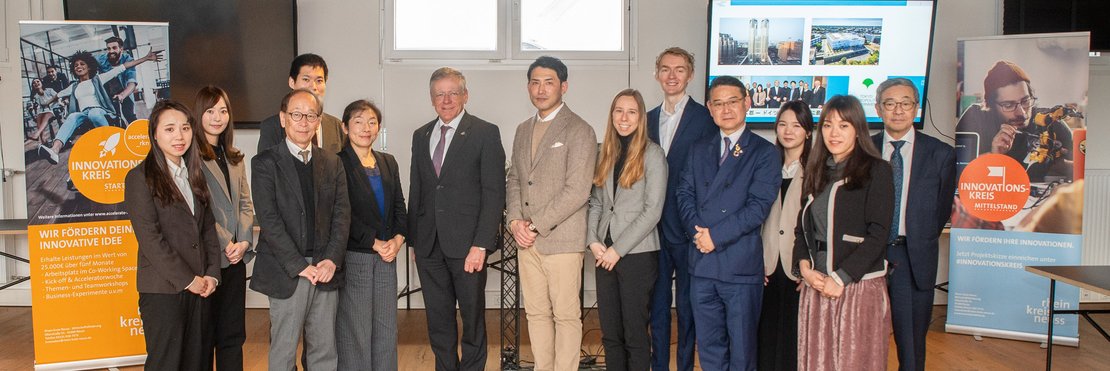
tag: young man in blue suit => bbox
[873,78,957,371]
[646,47,718,371]
[676,76,780,371]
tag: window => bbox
[386,0,630,62]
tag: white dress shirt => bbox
[166,159,195,214]
[720,127,746,159]
[658,95,690,155]
[536,102,565,122]
[429,110,465,159]
[882,128,915,237]
[286,137,313,163]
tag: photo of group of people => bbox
[19,23,170,224]
[717,17,882,66]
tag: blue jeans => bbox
[55,107,111,145]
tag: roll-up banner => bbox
[950,32,1089,345]
[20,21,169,369]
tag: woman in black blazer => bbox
[335,99,407,371]
[793,95,894,371]
[124,100,221,371]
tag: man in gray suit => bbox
[251,89,350,371]
[506,56,597,371]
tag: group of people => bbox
[751,79,827,110]
[126,47,956,371]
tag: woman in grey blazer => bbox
[192,86,254,370]
[587,89,667,371]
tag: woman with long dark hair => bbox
[586,89,667,371]
[192,86,253,370]
[793,95,894,370]
[757,100,814,370]
[124,100,220,370]
[335,99,406,371]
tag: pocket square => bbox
[841,234,865,244]
[551,142,564,148]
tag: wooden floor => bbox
[1,305,1108,370]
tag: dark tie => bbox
[889,140,906,241]
[433,125,450,176]
[299,149,310,164]
[719,137,732,166]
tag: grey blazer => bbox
[201,155,256,268]
[587,142,667,256]
[506,105,598,255]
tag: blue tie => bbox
[720,137,732,166]
[889,140,905,241]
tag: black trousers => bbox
[596,251,658,371]
[204,262,247,371]
[139,291,208,371]
[415,239,488,371]
[757,261,800,371]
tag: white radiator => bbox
[1082,169,1110,302]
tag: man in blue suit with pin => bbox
[677,75,780,371]
[645,47,718,371]
[872,78,956,371]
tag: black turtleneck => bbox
[612,134,633,194]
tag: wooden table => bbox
[1025,265,1110,370]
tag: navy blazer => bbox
[647,97,718,245]
[676,128,781,284]
[872,131,957,289]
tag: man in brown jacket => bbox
[506,56,597,371]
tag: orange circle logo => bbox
[67,127,146,204]
[124,119,151,157]
[958,154,1030,222]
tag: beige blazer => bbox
[762,170,803,281]
[506,105,598,255]
[586,142,667,256]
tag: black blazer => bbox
[338,145,408,254]
[408,112,506,259]
[793,158,894,285]
[249,145,350,298]
[647,98,718,245]
[125,162,221,294]
[872,131,957,289]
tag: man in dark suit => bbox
[409,67,506,371]
[788,81,801,101]
[251,89,350,370]
[257,54,346,154]
[645,47,717,371]
[872,78,956,371]
[767,80,782,109]
[810,79,826,108]
[676,76,780,371]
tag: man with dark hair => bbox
[251,89,350,370]
[506,56,596,371]
[768,80,782,109]
[41,64,70,92]
[96,36,139,123]
[409,67,506,371]
[955,60,1072,181]
[677,76,780,371]
[257,53,346,154]
[873,77,956,371]
[646,46,716,371]
[788,80,801,101]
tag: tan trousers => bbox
[519,246,584,371]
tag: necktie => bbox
[433,125,450,176]
[299,149,310,164]
[720,137,732,166]
[889,140,905,241]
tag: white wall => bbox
[0,0,1044,306]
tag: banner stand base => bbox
[35,355,146,371]
[946,324,1079,347]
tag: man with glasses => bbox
[251,89,350,370]
[676,76,780,371]
[409,67,505,371]
[872,78,956,371]
[956,60,1073,181]
[258,54,347,154]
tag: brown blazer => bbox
[761,169,803,281]
[506,105,597,255]
[125,162,222,294]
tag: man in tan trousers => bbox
[506,56,597,371]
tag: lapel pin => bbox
[460,131,466,136]
[732,143,743,157]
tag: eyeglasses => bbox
[709,98,744,110]
[994,96,1036,113]
[433,90,463,101]
[286,111,321,123]
[881,100,917,112]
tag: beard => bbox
[108,52,120,64]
